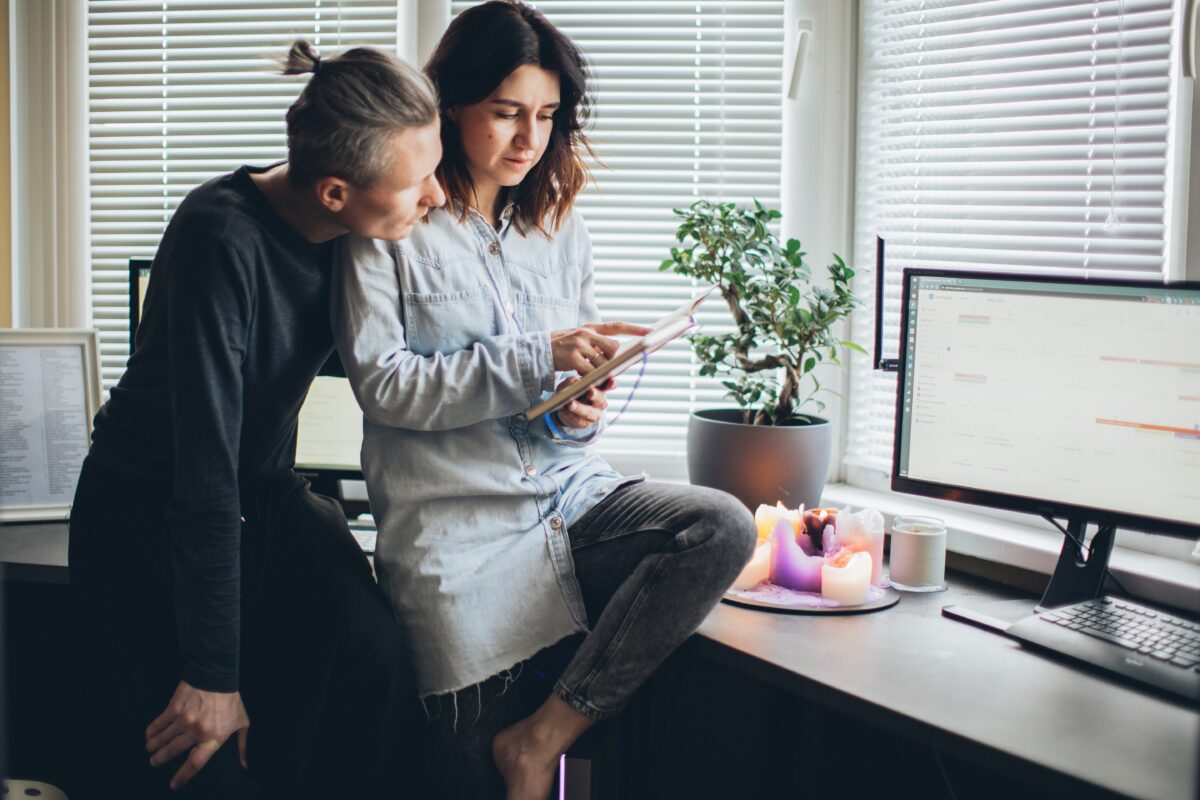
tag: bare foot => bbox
[492,717,559,800]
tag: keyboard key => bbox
[1083,629,1140,650]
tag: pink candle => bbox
[769,519,823,593]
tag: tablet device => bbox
[525,286,717,420]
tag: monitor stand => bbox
[942,518,1117,634]
[1036,519,1116,611]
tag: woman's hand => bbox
[550,322,651,375]
[554,376,614,428]
[145,681,250,790]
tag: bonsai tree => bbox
[660,199,861,426]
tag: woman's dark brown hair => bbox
[424,0,596,236]
[281,40,439,187]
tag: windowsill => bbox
[822,483,1200,614]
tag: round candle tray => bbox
[722,584,900,615]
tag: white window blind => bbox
[846,0,1179,480]
[451,1,785,470]
[87,1,401,387]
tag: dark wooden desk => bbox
[0,522,69,584]
[3,523,1198,799]
[692,578,1198,800]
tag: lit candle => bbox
[754,501,802,545]
[730,540,772,591]
[803,507,838,533]
[821,550,873,605]
[802,507,839,552]
[769,519,824,593]
[834,507,887,587]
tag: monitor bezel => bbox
[129,258,153,352]
[890,267,1200,540]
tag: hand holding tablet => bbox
[528,286,718,420]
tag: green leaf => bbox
[658,197,859,420]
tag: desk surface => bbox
[0,522,71,583]
[4,522,1198,800]
[696,578,1199,800]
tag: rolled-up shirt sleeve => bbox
[332,235,556,431]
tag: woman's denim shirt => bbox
[332,205,641,696]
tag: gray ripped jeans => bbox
[422,480,756,798]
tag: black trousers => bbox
[68,457,425,799]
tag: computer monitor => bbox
[892,269,1200,605]
[292,373,367,508]
[127,258,368,515]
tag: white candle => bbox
[889,516,947,591]
[730,541,772,591]
[821,550,872,605]
[754,502,801,545]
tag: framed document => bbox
[0,329,102,522]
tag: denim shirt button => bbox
[505,301,515,315]
[549,515,564,530]
[524,464,537,476]
[488,242,502,256]
[596,486,609,496]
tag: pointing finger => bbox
[586,322,652,338]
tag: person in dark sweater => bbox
[68,41,444,799]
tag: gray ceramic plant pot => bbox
[687,408,833,511]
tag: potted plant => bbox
[660,199,861,509]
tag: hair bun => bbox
[282,39,321,76]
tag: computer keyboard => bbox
[1006,596,1200,704]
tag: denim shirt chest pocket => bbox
[506,249,579,333]
[397,249,497,357]
[514,290,578,333]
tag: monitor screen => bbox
[893,270,1200,537]
[294,375,364,472]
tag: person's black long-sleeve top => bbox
[90,165,335,692]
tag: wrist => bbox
[546,411,568,438]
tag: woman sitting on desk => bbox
[333,3,756,798]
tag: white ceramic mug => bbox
[888,515,947,592]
